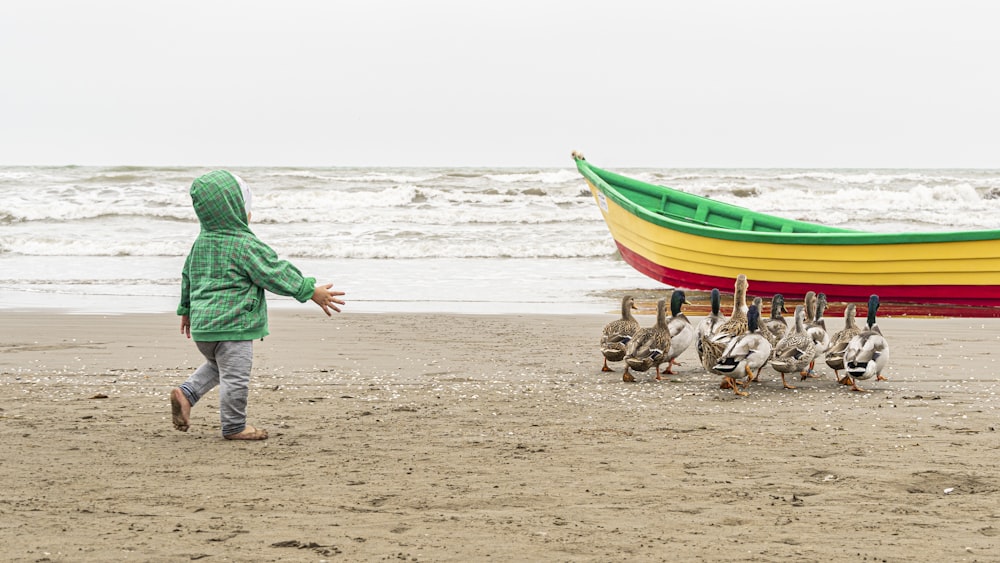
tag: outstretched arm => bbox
[311,283,346,316]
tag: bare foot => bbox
[224,425,269,441]
[170,388,190,432]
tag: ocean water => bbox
[1,165,999,315]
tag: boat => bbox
[573,152,1000,317]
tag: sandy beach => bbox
[1,307,999,562]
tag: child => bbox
[170,170,345,440]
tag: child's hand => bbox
[311,283,345,316]
[180,315,191,339]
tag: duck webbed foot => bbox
[780,373,797,390]
[721,376,748,396]
[622,368,635,383]
[842,376,871,393]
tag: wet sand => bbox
[1,309,998,562]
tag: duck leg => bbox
[622,366,635,383]
[733,378,748,397]
[841,375,871,393]
[800,361,819,380]
[780,373,797,390]
[602,357,613,372]
[720,376,748,396]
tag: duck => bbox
[751,295,777,357]
[762,293,789,345]
[662,289,696,375]
[769,305,816,390]
[623,297,672,382]
[801,291,831,379]
[701,274,750,374]
[600,295,640,372]
[752,296,765,320]
[747,297,772,381]
[714,275,751,338]
[695,288,724,368]
[713,304,772,396]
[824,303,862,378]
[842,294,890,392]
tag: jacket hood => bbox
[190,171,251,233]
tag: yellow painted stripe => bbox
[590,182,1000,287]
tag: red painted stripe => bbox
[616,242,1000,316]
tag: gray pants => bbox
[178,340,254,436]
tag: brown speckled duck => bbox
[600,295,639,372]
[762,293,788,346]
[824,302,862,378]
[769,305,816,390]
[623,297,672,382]
[801,291,831,379]
[695,288,724,368]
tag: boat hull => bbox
[577,156,1000,314]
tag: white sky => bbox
[2,1,999,168]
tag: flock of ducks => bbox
[599,274,891,396]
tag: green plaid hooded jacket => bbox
[176,171,316,341]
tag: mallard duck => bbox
[715,274,750,338]
[714,305,772,396]
[663,289,696,375]
[623,297,672,382]
[824,303,862,378]
[752,296,764,319]
[762,293,788,345]
[814,292,829,327]
[751,295,776,366]
[801,291,816,320]
[800,291,831,379]
[695,288,724,367]
[842,294,890,392]
[701,274,750,374]
[600,295,640,372]
[769,305,816,390]
[747,297,772,381]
